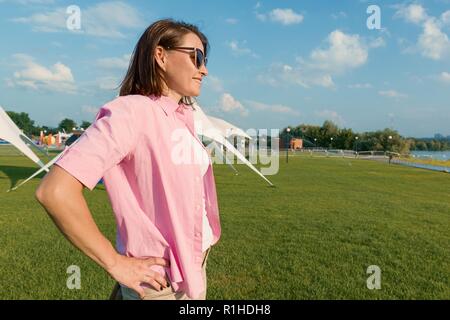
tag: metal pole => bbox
[286,135,289,163]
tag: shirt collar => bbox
[149,94,186,116]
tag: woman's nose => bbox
[200,64,208,76]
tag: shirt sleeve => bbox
[55,97,141,190]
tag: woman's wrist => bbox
[103,251,122,274]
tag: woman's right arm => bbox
[35,165,169,298]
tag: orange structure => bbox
[290,138,303,150]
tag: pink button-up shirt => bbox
[55,94,222,299]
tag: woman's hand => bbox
[35,166,171,299]
[107,254,171,299]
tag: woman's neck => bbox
[164,89,182,105]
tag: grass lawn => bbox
[0,152,449,299]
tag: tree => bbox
[80,121,92,129]
[58,118,77,132]
[6,111,35,135]
[415,141,427,151]
[336,128,354,150]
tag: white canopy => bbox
[7,146,66,192]
[10,101,274,191]
[192,102,273,186]
[207,115,252,140]
[0,105,47,170]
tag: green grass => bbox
[0,153,449,299]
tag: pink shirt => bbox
[55,94,222,299]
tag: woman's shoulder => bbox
[98,95,161,120]
[105,94,154,109]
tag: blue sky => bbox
[0,0,449,137]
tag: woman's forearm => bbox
[35,167,170,296]
[35,172,119,272]
[42,195,118,270]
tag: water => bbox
[393,160,450,173]
[410,151,450,161]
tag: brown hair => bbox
[119,19,209,105]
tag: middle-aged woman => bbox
[35,19,222,300]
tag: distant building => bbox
[290,138,303,149]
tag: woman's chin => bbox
[188,89,201,97]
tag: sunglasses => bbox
[165,46,208,69]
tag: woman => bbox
[35,19,221,300]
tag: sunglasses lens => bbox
[196,49,206,68]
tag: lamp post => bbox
[388,135,393,163]
[355,136,359,156]
[286,127,291,163]
[330,137,333,149]
[314,138,317,149]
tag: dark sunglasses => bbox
[165,46,208,69]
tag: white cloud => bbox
[257,30,382,89]
[311,74,335,88]
[246,100,300,116]
[96,54,131,69]
[81,105,100,115]
[97,76,120,90]
[8,53,76,93]
[331,11,347,19]
[418,18,450,60]
[257,62,336,89]
[204,75,224,93]
[12,1,144,38]
[3,0,54,4]
[378,90,408,98]
[396,5,450,60]
[441,10,450,25]
[348,83,372,89]
[439,71,450,84]
[256,8,303,25]
[219,93,248,116]
[225,18,238,24]
[315,110,345,126]
[309,30,368,73]
[227,40,259,58]
[395,4,428,24]
[255,12,267,22]
[269,8,304,25]
[369,37,386,48]
[12,7,66,33]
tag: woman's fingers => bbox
[144,270,169,288]
[149,257,170,267]
[132,285,145,299]
[142,275,168,291]
[112,256,171,299]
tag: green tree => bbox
[58,118,77,133]
[80,121,92,129]
[415,141,427,151]
[6,111,35,135]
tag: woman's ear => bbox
[154,46,167,72]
